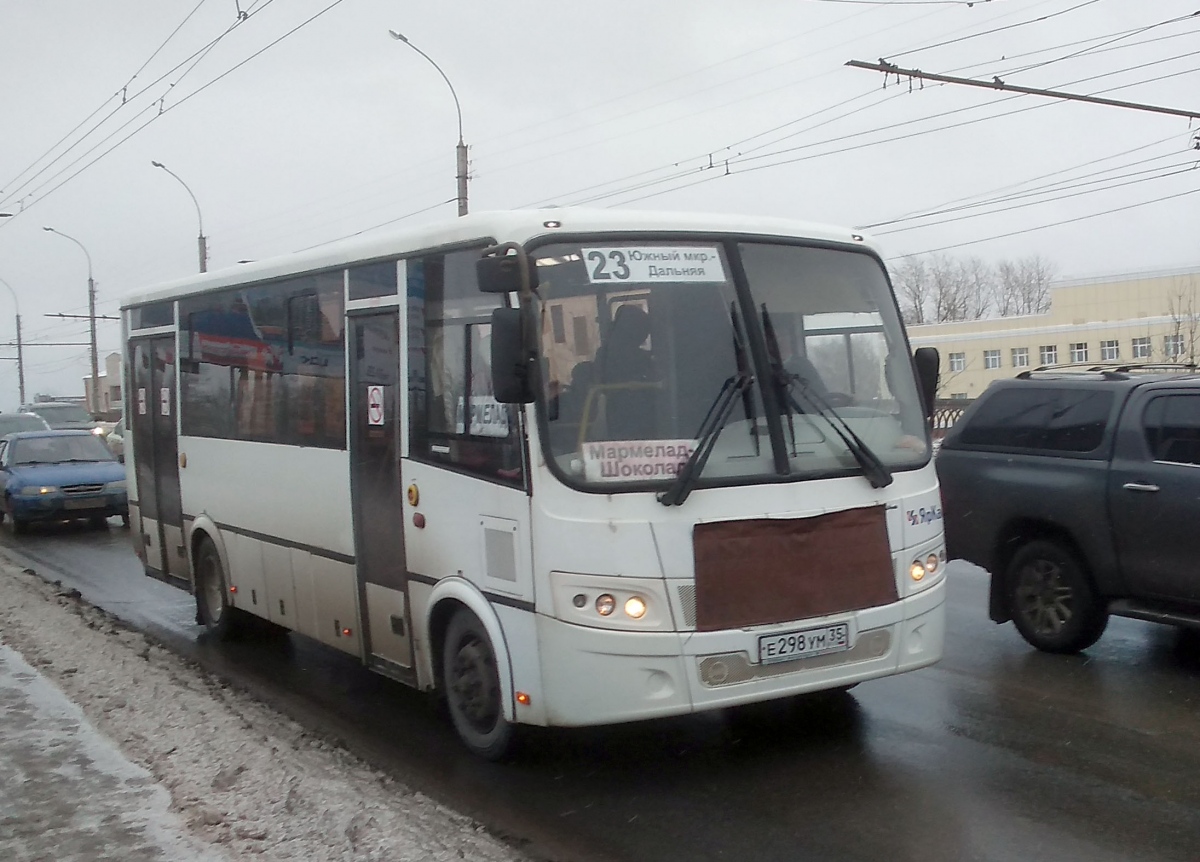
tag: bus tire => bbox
[442,608,515,761]
[194,535,248,641]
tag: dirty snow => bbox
[0,559,530,862]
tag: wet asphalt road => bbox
[3,519,1199,862]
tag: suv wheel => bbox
[1007,539,1107,654]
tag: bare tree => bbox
[961,256,994,319]
[930,254,967,322]
[892,251,1055,322]
[891,256,930,325]
[995,255,1055,316]
[1163,276,1200,364]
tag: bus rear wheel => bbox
[442,609,514,760]
[194,535,248,641]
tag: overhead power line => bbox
[846,59,1200,119]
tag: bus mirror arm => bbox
[477,243,539,296]
[914,347,939,420]
[490,307,536,404]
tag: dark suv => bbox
[936,364,1200,653]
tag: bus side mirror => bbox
[914,347,939,420]
[477,253,539,295]
[490,307,535,404]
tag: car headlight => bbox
[104,480,127,493]
[19,485,57,496]
[92,426,106,435]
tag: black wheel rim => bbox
[449,633,500,734]
[1015,558,1074,636]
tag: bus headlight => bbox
[551,572,673,631]
[909,560,926,582]
[924,553,940,574]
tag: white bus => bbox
[122,209,945,759]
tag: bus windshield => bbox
[533,239,928,491]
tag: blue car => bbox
[0,430,129,533]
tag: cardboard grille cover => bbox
[692,506,896,632]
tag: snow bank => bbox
[0,560,528,862]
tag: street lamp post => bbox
[151,160,208,272]
[0,277,25,406]
[42,227,100,415]
[388,30,468,216]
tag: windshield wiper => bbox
[761,306,893,490]
[658,372,752,507]
[730,302,760,457]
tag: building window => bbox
[984,349,1001,370]
[1165,334,1185,358]
[1069,342,1089,363]
[1099,339,1119,361]
[550,305,566,343]
[1132,337,1152,359]
[948,352,966,373]
[572,315,590,357]
[1039,345,1057,366]
[1011,347,1030,368]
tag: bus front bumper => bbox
[533,576,945,728]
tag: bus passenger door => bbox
[129,336,187,586]
[348,311,413,681]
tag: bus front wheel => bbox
[194,535,248,641]
[442,609,515,760]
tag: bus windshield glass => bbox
[532,239,929,491]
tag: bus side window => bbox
[407,249,524,487]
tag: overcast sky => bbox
[0,0,1197,410]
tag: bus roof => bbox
[121,207,880,309]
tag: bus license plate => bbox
[758,623,850,665]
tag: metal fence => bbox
[931,400,971,441]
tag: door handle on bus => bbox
[1122,482,1160,493]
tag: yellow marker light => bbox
[595,594,616,616]
[925,553,940,574]
[624,596,647,620]
[910,561,926,582]
[516,691,531,706]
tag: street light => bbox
[0,277,25,406]
[151,160,208,272]
[42,226,100,415]
[388,30,468,216]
